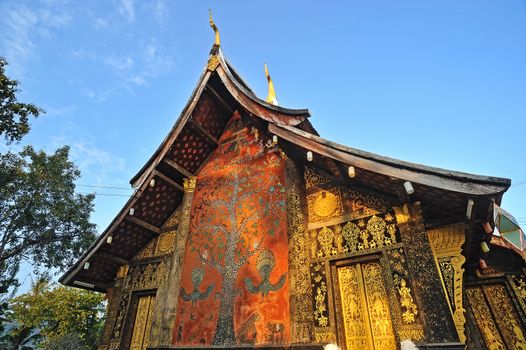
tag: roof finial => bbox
[209,9,220,47]
[264,64,279,106]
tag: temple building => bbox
[60,14,526,350]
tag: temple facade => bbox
[61,19,526,350]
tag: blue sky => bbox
[1,0,525,285]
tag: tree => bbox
[0,57,97,333]
[3,278,105,350]
[0,57,42,143]
[0,146,97,292]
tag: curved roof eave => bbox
[270,123,511,196]
[218,49,311,118]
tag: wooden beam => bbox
[188,119,219,145]
[205,85,233,115]
[163,159,194,178]
[154,170,183,192]
[95,251,129,266]
[269,124,506,196]
[126,215,161,234]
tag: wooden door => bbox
[337,261,396,350]
[129,294,156,350]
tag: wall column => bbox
[394,203,462,347]
[148,176,197,348]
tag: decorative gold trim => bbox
[264,64,278,106]
[183,176,198,192]
[427,223,466,343]
[116,265,129,279]
[207,55,220,72]
[209,9,220,46]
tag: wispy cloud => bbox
[0,2,72,75]
[73,37,176,102]
[118,0,135,21]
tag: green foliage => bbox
[6,279,105,350]
[0,57,97,335]
[0,57,42,143]
[0,145,97,293]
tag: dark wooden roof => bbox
[60,45,512,291]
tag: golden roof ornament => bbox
[209,9,220,47]
[264,63,279,106]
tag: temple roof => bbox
[60,44,511,291]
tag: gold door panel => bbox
[130,295,156,350]
[338,262,396,350]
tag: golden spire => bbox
[264,63,279,106]
[209,9,220,46]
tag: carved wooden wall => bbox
[427,223,467,343]
[299,166,469,348]
[97,207,180,350]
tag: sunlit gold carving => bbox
[207,55,220,71]
[367,215,388,248]
[398,329,425,341]
[286,167,313,343]
[130,295,156,350]
[304,167,329,188]
[341,221,360,253]
[209,9,220,46]
[127,261,167,290]
[427,223,466,343]
[338,262,396,350]
[466,287,505,349]
[362,262,396,349]
[484,284,526,349]
[396,278,418,324]
[183,176,198,192]
[393,205,410,224]
[116,265,129,279]
[163,206,181,229]
[317,227,335,257]
[308,189,342,221]
[314,329,336,343]
[510,274,526,315]
[314,282,328,327]
[338,265,372,349]
[264,64,278,106]
[135,239,155,260]
[156,231,175,255]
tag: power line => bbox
[76,184,134,191]
[511,180,526,187]
[78,192,132,197]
